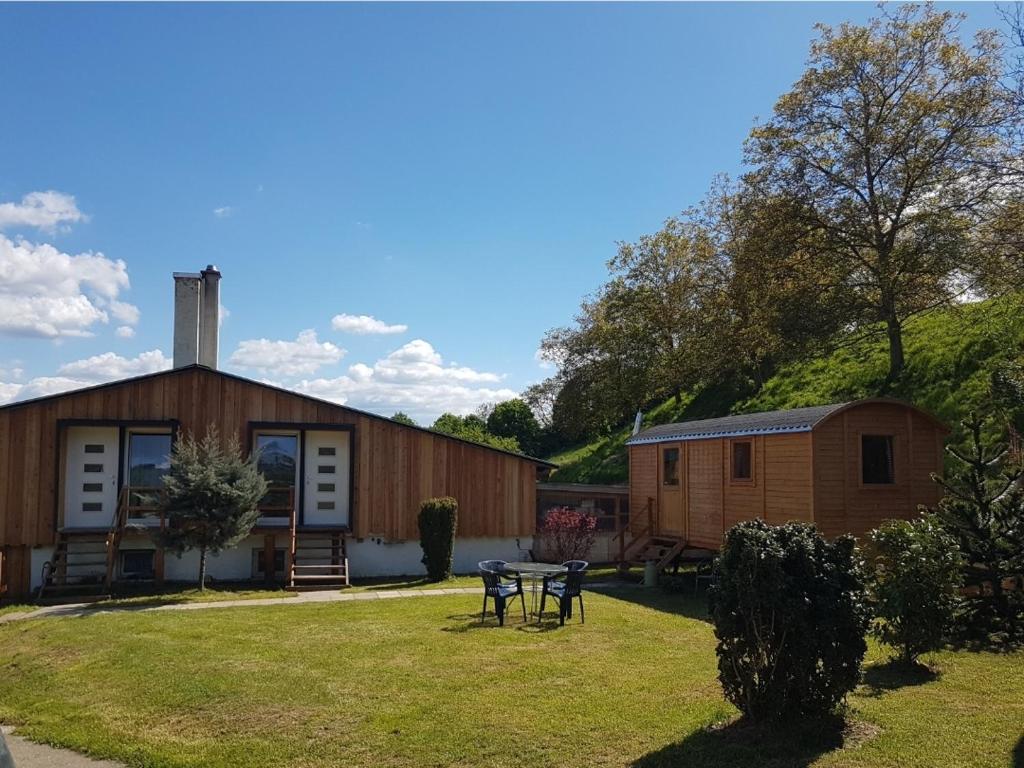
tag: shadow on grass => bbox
[1013,731,1023,768]
[442,612,566,634]
[632,714,877,768]
[587,582,714,624]
[860,659,940,698]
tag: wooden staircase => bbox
[38,530,112,601]
[288,531,350,590]
[615,496,687,572]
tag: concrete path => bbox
[0,582,636,625]
[1,727,123,768]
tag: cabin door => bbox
[658,443,685,537]
[302,430,351,527]
[64,426,120,529]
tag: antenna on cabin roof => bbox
[632,410,643,436]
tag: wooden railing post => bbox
[286,487,297,587]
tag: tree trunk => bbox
[885,315,905,383]
[198,546,208,592]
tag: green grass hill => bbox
[546,295,1024,484]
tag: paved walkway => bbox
[1,727,123,768]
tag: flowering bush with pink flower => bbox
[538,506,598,563]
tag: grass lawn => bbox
[0,589,1021,768]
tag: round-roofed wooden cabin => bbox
[624,399,949,561]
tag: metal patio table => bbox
[501,562,567,622]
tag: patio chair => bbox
[562,560,589,572]
[478,560,526,626]
[540,566,587,625]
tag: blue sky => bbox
[0,2,1006,422]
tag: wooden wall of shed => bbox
[628,443,658,534]
[812,402,945,539]
[0,367,539,551]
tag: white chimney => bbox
[198,264,221,368]
[172,266,221,369]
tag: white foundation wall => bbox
[30,534,533,588]
[347,536,533,578]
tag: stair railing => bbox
[104,487,131,589]
[618,497,656,565]
[287,487,297,588]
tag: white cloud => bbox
[57,349,171,381]
[115,326,136,339]
[108,300,140,325]
[292,339,514,422]
[0,381,22,403]
[534,348,554,370]
[0,191,86,233]
[228,329,345,376]
[213,206,235,218]
[331,313,408,336]
[0,234,132,338]
[0,376,93,405]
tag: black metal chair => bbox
[541,566,587,625]
[562,559,589,572]
[478,560,526,626]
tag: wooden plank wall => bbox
[0,367,541,554]
[628,443,658,534]
[812,403,945,539]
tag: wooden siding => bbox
[629,400,946,549]
[812,402,945,539]
[628,443,658,534]
[0,367,542,556]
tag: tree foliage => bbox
[157,428,268,590]
[486,399,542,456]
[710,520,869,723]
[391,412,417,426]
[932,412,1024,639]
[867,516,963,664]
[745,4,1021,382]
[431,412,521,453]
[536,506,598,563]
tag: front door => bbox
[303,430,351,526]
[658,443,685,537]
[64,426,120,529]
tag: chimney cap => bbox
[172,272,202,280]
[202,264,221,276]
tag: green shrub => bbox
[710,520,869,723]
[418,497,458,582]
[867,516,962,664]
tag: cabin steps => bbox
[626,535,688,571]
[288,531,349,590]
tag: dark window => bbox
[732,441,753,481]
[82,483,103,493]
[127,432,172,488]
[317,501,335,510]
[318,446,336,456]
[84,444,105,454]
[84,463,103,473]
[256,433,299,509]
[121,550,154,578]
[82,502,103,512]
[317,483,336,493]
[662,448,680,486]
[318,465,336,474]
[862,435,895,484]
[254,548,286,575]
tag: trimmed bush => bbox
[710,520,869,723]
[867,515,962,664]
[418,497,458,582]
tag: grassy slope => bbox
[549,296,1024,484]
[0,591,1020,767]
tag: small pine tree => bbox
[932,413,1024,639]
[157,427,269,590]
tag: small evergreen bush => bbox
[418,497,458,581]
[867,516,962,664]
[710,520,869,723]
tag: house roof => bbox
[0,364,557,468]
[626,403,849,445]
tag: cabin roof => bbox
[626,403,849,445]
[0,364,557,468]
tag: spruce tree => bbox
[157,427,269,590]
[932,414,1024,639]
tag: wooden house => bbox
[624,400,948,566]
[0,269,552,601]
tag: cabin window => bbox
[256,433,299,510]
[662,448,680,486]
[862,435,895,485]
[732,440,753,481]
